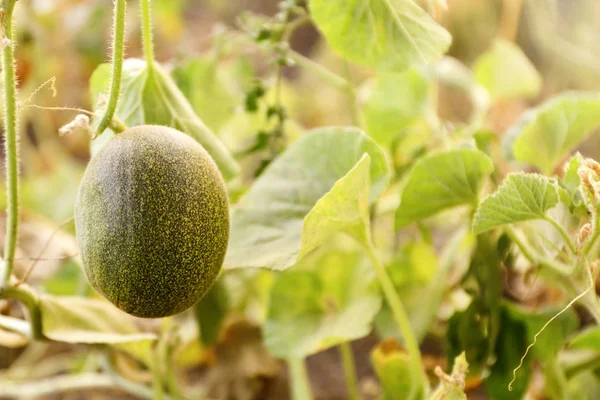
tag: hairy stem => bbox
[506,226,600,322]
[505,226,572,276]
[140,0,155,72]
[543,215,576,255]
[288,358,313,400]
[95,0,126,136]
[0,283,44,340]
[583,210,600,257]
[342,61,360,127]
[339,342,361,400]
[1,0,19,290]
[364,240,426,399]
[287,50,350,90]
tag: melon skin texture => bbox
[75,125,230,318]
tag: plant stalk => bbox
[583,210,600,257]
[287,50,350,90]
[288,358,313,400]
[140,0,155,72]
[0,283,44,340]
[543,215,576,255]
[151,349,165,400]
[339,342,361,400]
[1,0,19,290]
[364,240,426,400]
[505,226,572,276]
[95,0,126,136]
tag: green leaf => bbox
[446,234,503,374]
[473,173,559,234]
[473,39,542,100]
[89,59,240,180]
[486,307,531,400]
[298,154,372,260]
[264,244,381,358]
[507,302,578,362]
[363,68,433,146]
[395,148,494,228]
[504,93,600,174]
[569,326,600,351]
[309,0,451,72]
[568,371,600,399]
[172,57,238,132]
[559,153,586,213]
[225,127,389,271]
[375,240,439,340]
[194,277,229,346]
[371,340,424,399]
[41,295,156,363]
[44,261,90,296]
[563,153,584,195]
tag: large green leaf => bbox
[473,39,542,101]
[264,243,381,358]
[225,127,389,271]
[473,173,559,234]
[363,68,433,146]
[569,326,600,351]
[89,59,239,179]
[486,307,531,400]
[41,295,156,363]
[194,277,229,346]
[172,57,237,132]
[395,148,494,228]
[503,93,600,174]
[309,0,451,72]
[507,302,578,362]
[298,154,372,260]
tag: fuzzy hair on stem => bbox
[94,0,126,137]
[1,0,20,290]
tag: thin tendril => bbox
[508,283,593,390]
[15,218,74,287]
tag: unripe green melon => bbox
[75,125,230,318]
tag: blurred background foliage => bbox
[3,0,600,399]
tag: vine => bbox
[1,0,20,291]
[94,0,126,137]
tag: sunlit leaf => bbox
[503,93,600,174]
[298,154,372,260]
[395,148,494,228]
[473,173,559,234]
[41,295,156,363]
[89,59,239,179]
[225,127,389,271]
[363,68,433,146]
[569,326,600,351]
[473,39,542,100]
[172,57,237,132]
[264,244,381,358]
[309,0,451,72]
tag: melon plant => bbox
[4,1,600,400]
